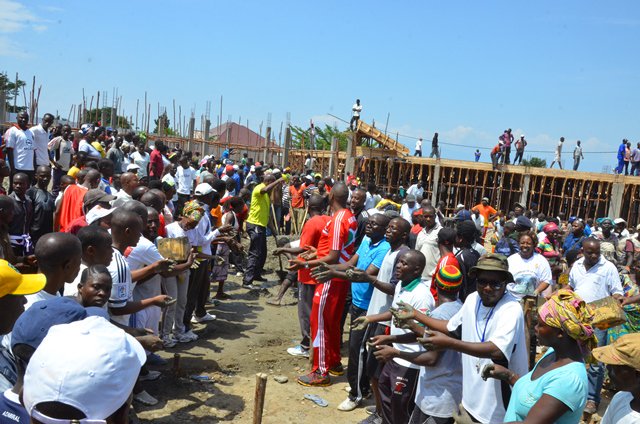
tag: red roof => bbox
[210,122,278,148]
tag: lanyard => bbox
[475,299,496,343]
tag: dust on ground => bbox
[136,238,613,424]
[136,237,373,423]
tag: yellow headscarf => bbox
[538,289,598,357]
[182,200,204,223]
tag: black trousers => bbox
[379,360,419,424]
[350,116,360,130]
[243,223,267,285]
[504,146,511,164]
[513,150,524,165]
[183,259,209,330]
[347,304,371,401]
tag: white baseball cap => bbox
[86,205,115,225]
[23,316,145,421]
[194,182,215,196]
[126,163,140,172]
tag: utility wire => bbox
[326,113,618,155]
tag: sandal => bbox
[304,393,328,407]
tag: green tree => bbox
[522,157,547,168]
[0,72,27,113]
[152,111,176,135]
[291,124,349,150]
[82,107,131,129]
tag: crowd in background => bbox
[0,113,639,424]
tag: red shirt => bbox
[290,184,305,209]
[149,149,164,177]
[430,252,460,302]
[316,208,357,282]
[298,215,331,284]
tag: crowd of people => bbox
[1,112,640,424]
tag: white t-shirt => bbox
[507,253,552,299]
[63,263,87,296]
[366,246,408,325]
[78,139,102,159]
[128,236,163,301]
[446,291,528,424]
[415,300,463,419]
[30,124,51,166]
[601,391,640,424]
[165,221,187,239]
[390,279,435,369]
[176,166,196,195]
[107,247,134,326]
[5,126,35,171]
[415,223,442,279]
[406,184,424,199]
[24,290,59,310]
[400,203,419,223]
[569,256,623,303]
[131,151,150,178]
[415,139,422,151]
[352,103,362,117]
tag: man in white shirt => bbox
[550,137,564,169]
[29,113,54,168]
[5,111,36,184]
[406,181,424,200]
[414,138,423,157]
[112,172,139,208]
[176,155,196,215]
[350,99,362,131]
[415,205,442,280]
[402,253,528,424]
[130,144,150,179]
[573,140,584,171]
[400,194,419,223]
[569,238,623,413]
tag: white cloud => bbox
[0,35,28,58]
[0,0,40,33]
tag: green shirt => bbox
[247,183,270,227]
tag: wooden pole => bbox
[253,373,268,424]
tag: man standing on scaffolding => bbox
[350,99,362,131]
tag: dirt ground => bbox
[135,237,613,424]
[136,237,373,423]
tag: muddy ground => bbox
[136,238,612,424]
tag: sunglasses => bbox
[476,279,506,290]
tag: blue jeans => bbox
[587,328,608,404]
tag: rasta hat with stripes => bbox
[435,264,462,292]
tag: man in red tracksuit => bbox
[290,182,357,387]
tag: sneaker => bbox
[253,275,268,282]
[286,345,309,358]
[243,283,260,290]
[162,336,177,348]
[297,370,331,387]
[236,272,243,277]
[133,390,158,406]
[584,400,598,415]
[177,330,198,343]
[191,313,216,323]
[146,353,168,366]
[139,370,161,382]
[328,363,345,376]
[358,413,382,424]
[337,397,359,411]
[365,406,377,415]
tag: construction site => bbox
[140,118,639,224]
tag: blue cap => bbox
[455,210,472,221]
[515,215,533,229]
[12,297,88,350]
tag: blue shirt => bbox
[351,237,391,309]
[562,233,585,257]
[495,236,519,257]
[0,389,29,423]
[505,348,587,424]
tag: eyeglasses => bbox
[476,279,506,290]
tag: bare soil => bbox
[136,238,373,423]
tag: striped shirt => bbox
[108,247,134,326]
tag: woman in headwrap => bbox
[537,222,567,287]
[593,218,619,264]
[483,289,594,424]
